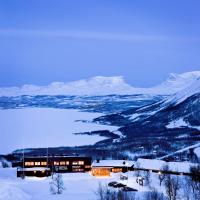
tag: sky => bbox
[0,0,200,87]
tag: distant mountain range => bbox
[1,71,200,96]
[1,71,200,160]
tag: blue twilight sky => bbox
[0,0,200,87]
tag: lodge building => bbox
[14,156,92,177]
[91,160,135,177]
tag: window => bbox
[85,165,91,169]
[35,162,41,166]
[78,161,84,165]
[60,161,66,166]
[41,162,47,166]
[66,161,69,165]
[72,161,84,165]
[54,161,59,166]
[73,168,84,172]
[25,162,34,166]
[112,168,122,173]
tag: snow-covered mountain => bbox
[0,71,200,96]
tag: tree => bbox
[95,183,135,200]
[158,164,169,186]
[189,165,200,199]
[50,173,65,195]
[164,175,180,200]
[183,176,192,200]
[144,188,165,200]
[1,161,9,168]
[144,170,151,188]
[134,162,141,178]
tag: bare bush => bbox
[95,183,135,200]
[189,165,200,199]
[1,161,9,168]
[50,173,65,195]
[144,170,151,187]
[144,188,165,200]
[158,164,169,186]
[164,175,180,200]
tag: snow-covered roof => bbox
[92,160,135,168]
[136,158,198,173]
[17,167,50,171]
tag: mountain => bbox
[0,71,200,96]
[91,75,200,159]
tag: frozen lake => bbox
[0,108,118,154]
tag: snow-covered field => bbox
[0,167,194,200]
[0,108,119,154]
[0,168,147,200]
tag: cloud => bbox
[0,28,168,42]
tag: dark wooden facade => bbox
[17,167,51,178]
[14,156,92,175]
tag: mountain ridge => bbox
[1,71,200,96]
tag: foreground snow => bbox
[0,168,148,200]
[0,167,195,200]
[0,108,119,154]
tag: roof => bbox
[17,167,51,171]
[136,158,198,173]
[92,160,135,168]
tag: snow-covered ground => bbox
[0,166,194,200]
[0,108,119,154]
[0,168,148,200]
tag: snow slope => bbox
[164,76,200,105]
[0,71,200,96]
[0,108,119,154]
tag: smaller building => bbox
[92,160,135,177]
[136,158,199,176]
[17,167,51,178]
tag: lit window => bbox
[41,162,47,166]
[112,168,122,173]
[25,162,34,166]
[66,161,69,165]
[54,161,59,166]
[72,161,78,165]
[60,161,66,165]
[73,169,84,172]
[78,161,84,165]
[35,162,41,166]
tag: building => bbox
[17,167,51,178]
[91,160,135,177]
[14,155,92,177]
[135,158,199,176]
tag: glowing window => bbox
[72,161,78,165]
[25,162,34,166]
[78,161,84,165]
[54,161,59,166]
[60,161,66,165]
[41,162,47,166]
[35,162,41,166]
